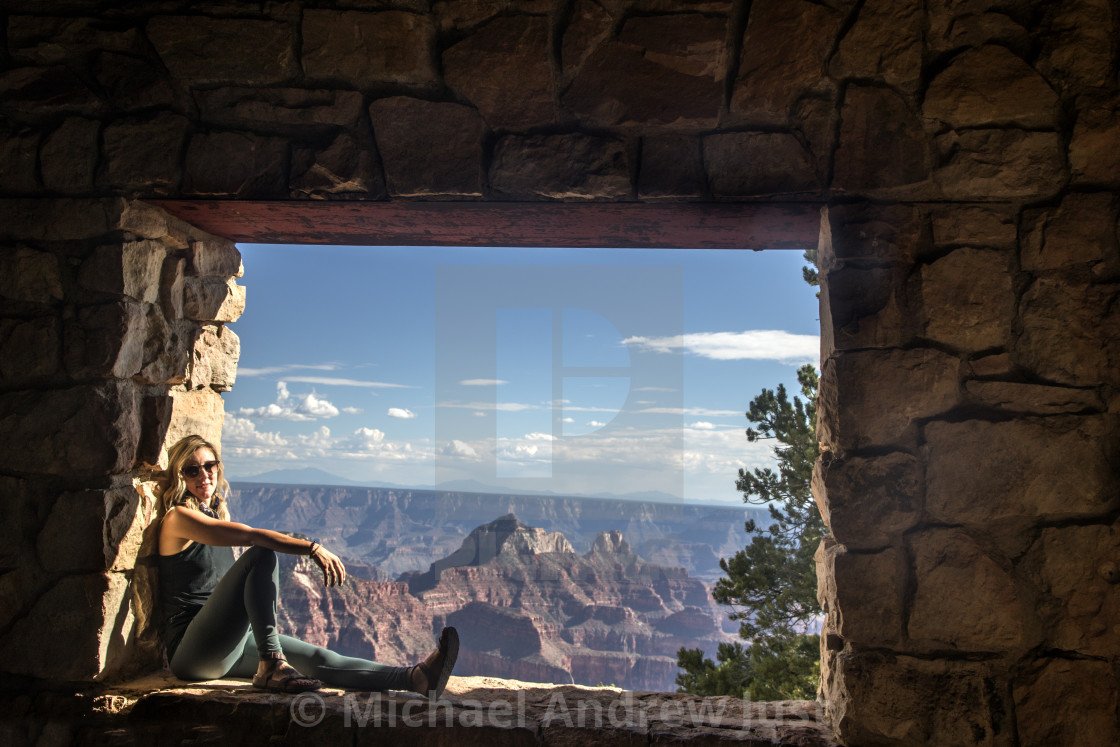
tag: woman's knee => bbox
[241,545,278,571]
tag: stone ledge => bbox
[2,672,837,746]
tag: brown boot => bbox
[253,651,322,693]
[409,627,459,699]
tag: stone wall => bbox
[0,1,1118,745]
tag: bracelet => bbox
[308,542,320,557]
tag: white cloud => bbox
[388,408,417,419]
[623,330,819,363]
[237,363,338,377]
[587,420,606,428]
[561,417,575,423]
[689,421,716,430]
[341,406,363,415]
[437,401,541,412]
[637,406,741,417]
[441,440,479,458]
[472,411,487,417]
[236,381,341,421]
[286,376,416,389]
[459,379,509,386]
[524,432,556,441]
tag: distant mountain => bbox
[434,479,684,505]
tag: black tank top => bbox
[158,540,235,659]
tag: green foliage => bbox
[676,254,824,701]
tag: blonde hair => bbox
[160,435,231,521]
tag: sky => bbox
[220,243,820,505]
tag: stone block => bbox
[813,452,920,550]
[1036,0,1115,92]
[908,527,1032,652]
[1070,97,1120,187]
[159,255,184,320]
[183,131,289,198]
[1,571,133,681]
[964,380,1105,415]
[968,352,1014,378]
[186,240,242,278]
[137,394,172,471]
[147,16,297,86]
[730,0,843,124]
[820,264,912,354]
[1021,192,1120,277]
[196,87,365,130]
[7,15,141,64]
[933,129,1066,200]
[167,387,224,448]
[1016,276,1120,386]
[0,65,106,117]
[924,46,1059,130]
[37,486,145,573]
[444,15,555,130]
[830,0,923,95]
[818,348,959,453]
[183,277,245,323]
[1014,658,1120,747]
[1021,522,1120,656]
[930,204,1017,250]
[139,309,195,386]
[0,124,40,193]
[8,381,140,476]
[63,301,146,379]
[564,16,724,128]
[78,240,165,304]
[815,539,903,647]
[827,650,1011,746]
[819,203,929,268]
[370,97,485,198]
[95,51,182,112]
[927,3,1030,56]
[0,246,63,303]
[490,134,630,201]
[0,475,42,582]
[703,132,819,196]
[0,315,60,385]
[188,323,240,392]
[834,86,930,192]
[637,136,705,199]
[917,247,1014,353]
[302,10,437,87]
[40,116,99,193]
[96,112,189,193]
[561,0,612,73]
[290,132,384,199]
[923,416,1119,526]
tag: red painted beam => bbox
[151,200,821,250]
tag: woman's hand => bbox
[310,545,347,587]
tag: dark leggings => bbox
[169,546,412,691]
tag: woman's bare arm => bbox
[163,506,347,586]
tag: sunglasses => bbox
[182,461,220,478]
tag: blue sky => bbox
[221,244,819,505]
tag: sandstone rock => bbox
[37,486,144,573]
[370,97,485,197]
[637,136,705,199]
[290,132,384,199]
[813,451,920,550]
[183,131,289,198]
[964,380,1105,414]
[924,46,1059,130]
[826,650,1010,746]
[40,116,99,193]
[820,264,913,353]
[1070,98,1120,186]
[907,527,1029,651]
[196,87,365,130]
[0,316,60,385]
[830,0,924,94]
[0,124,40,193]
[1016,276,1120,386]
[917,247,1014,352]
[0,245,63,303]
[147,16,297,85]
[183,277,246,323]
[1021,192,1120,277]
[63,301,146,379]
[490,134,630,201]
[95,51,182,112]
[139,309,195,386]
[97,112,189,193]
[78,240,165,304]
[1021,523,1120,656]
[561,0,613,73]
[1036,0,1116,92]
[819,202,927,269]
[137,395,172,471]
[834,86,929,192]
[815,539,903,647]
[0,380,140,477]
[1014,658,1120,747]
[731,0,843,124]
[159,255,184,320]
[302,10,437,86]
[933,129,1066,200]
[0,198,158,242]
[0,65,106,117]
[188,323,240,392]
[444,16,555,130]
[167,387,225,449]
[1,571,133,681]
[923,416,1119,525]
[186,240,242,278]
[930,204,1017,249]
[703,132,819,196]
[818,348,959,453]
[968,352,1014,378]
[927,5,1030,56]
[7,15,142,64]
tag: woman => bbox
[147,434,457,695]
